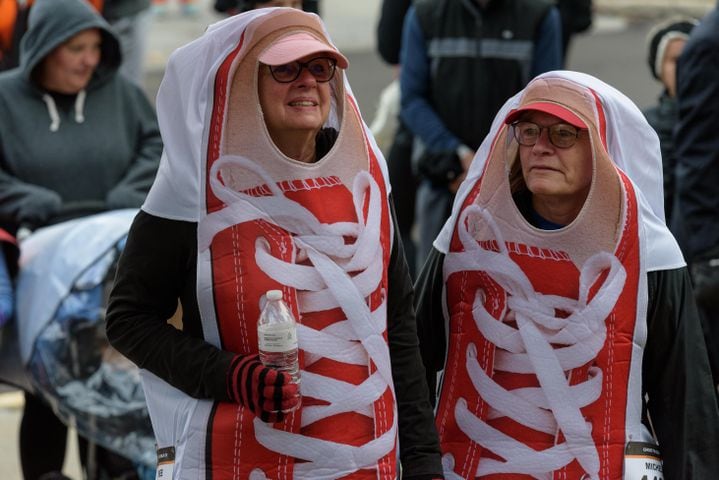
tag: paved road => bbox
[0,1,712,479]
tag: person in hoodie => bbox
[0,0,162,478]
[106,7,443,480]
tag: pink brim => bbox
[504,101,587,129]
[258,32,349,69]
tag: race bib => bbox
[624,442,663,480]
[156,446,176,480]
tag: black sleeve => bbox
[106,210,235,401]
[413,247,446,407]
[376,0,412,65]
[386,200,444,479]
[644,267,719,478]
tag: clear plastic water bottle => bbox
[257,290,301,410]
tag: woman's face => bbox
[258,54,332,145]
[518,111,593,206]
[39,28,102,94]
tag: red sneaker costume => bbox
[418,73,703,479]
[106,8,444,480]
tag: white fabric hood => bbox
[143,7,389,222]
[435,70,684,272]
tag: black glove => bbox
[416,150,463,187]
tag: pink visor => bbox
[504,101,587,129]
[258,32,349,69]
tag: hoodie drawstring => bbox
[42,89,87,132]
[42,94,60,132]
[74,89,86,124]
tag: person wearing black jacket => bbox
[556,0,593,64]
[400,0,562,273]
[674,1,719,388]
[414,71,719,478]
[373,0,417,276]
[642,17,696,228]
[376,0,410,66]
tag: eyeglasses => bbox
[267,57,337,83]
[511,121,582,149]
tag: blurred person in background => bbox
[674,1,719,391]
[371,0,417,276]
[556,0,593,65]
[400,0,562,272]
[642,17,697,229]
[0,0,162,477]
[0,0,152,86]
[0,0,31,71]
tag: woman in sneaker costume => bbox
[414,71,719,479]
[106,7,444,480]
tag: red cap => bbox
[258,32,349,69]
[504,101,587,129]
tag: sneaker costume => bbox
[106,8,443,480]
[414,71,719,479]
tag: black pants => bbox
[20,392,139,480]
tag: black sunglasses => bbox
[267,57,337,83]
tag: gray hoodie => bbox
[0,0,162,228]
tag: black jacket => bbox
[412,0,554,150]
[376,0,411,65]
[414,247,719,479]
[674,3,719,261]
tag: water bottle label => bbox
[258,324,298,352]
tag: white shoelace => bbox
[442,206,626,479]
[198,155,397,478]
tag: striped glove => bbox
[227,354,300,423]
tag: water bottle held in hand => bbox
[258,290,301,411]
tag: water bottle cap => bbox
[266,290,283,301]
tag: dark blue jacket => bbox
[674,2,719,260]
